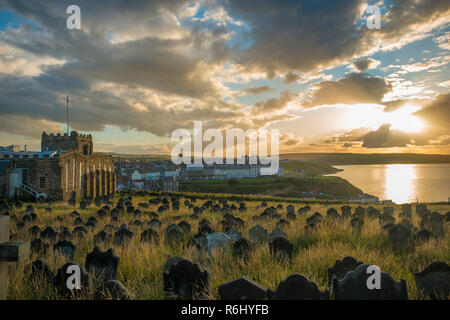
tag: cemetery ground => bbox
[3,193,450,300]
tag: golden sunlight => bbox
[385,105,426,133]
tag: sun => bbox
[385,105,426,133]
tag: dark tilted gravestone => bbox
[53,240,76,260]
[327,208,340,219]
[328,256,364,287]
[165,224,184,243]
[388,224,414,251]
[420,216,444,237]
[286,212,296,220]
[286,205,295,214]
[163,256,209,300]
[399,210,412,219]
[79,201,86,210]
[22,214,32,223]
[114,227,134,245]
[30,238,50,255]
[68,199,76,206]
[354,206,365,219]
[305,214,321,231]
[74,217,83,225]
[276,219,290,229]
[26,205,34,213]
[40,226,58,242]
[85,247,119,283]
[97,280,132,300]
[415,261,450,300]
[219,277,267,300]
[72,226,89,239]
[333,264,408,300]
[27,259,54,282]
[367,207,381,219]
[70,210,80,218]
[416,229,434,242]
[95,198,102,207]
[341,206,352,218]
[149,218,162,230]
[351,217,364,231]
[232,237,254,258]
[94,230,112,243]
[58,226,72,240]
[28,225,41,238]
[97,209,107,217]
[54,262,89,297]
[267,274,329,300]
[177,221,191,234]
[140,228,160,243]
[269,237,293,261]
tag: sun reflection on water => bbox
[385,164,417,204]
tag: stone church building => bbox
[0,131,116,202]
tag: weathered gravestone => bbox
[333,264,408,300]
[267,274,329,300]
[388,224,414,251]
[85,247,119,283]
[0,215,30,299]
[415,261,450,300]
[328,256,363,287]
[249,225,267,243]
[269,237,293,261]
[163,256,209,300]
[219,277,267,300]
[269,226,287,242]
[232,237,254,258]
[53,240,76,260]
[206,232,232,255]
[54,262,89,297]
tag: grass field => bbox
[6,194,450,300]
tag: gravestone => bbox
[219,277,267,300]
[333,264,408,300]
[206,232,232,255]
[269,226,287,241]
[227,229,243,242]
[415,261,450,300]
[232,237,255,258]
[165,224,184,243]
[53,240,76,260]
[328,256,363,287]
[54,262,88,297]
[351,217,364,231]
[341,206,352,218]
[267,274,329,300]
[388,224,414,251]
[94,230,112,243]
[114,227,134,245]
[163,256,209,300]
[30,238,50,255]
[140,228,160,243]
[269,237,293,261]
[249,225,267,243]
[85,247,119,283]
[0,215,30,299]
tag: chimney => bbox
[24,144,27,152]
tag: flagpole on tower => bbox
[66,96,70,134]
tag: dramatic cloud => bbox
[350,58,381,72]
[303,73,392,107]
[243,85,275,95]
[362,124,412,148]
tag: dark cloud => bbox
[303,73,392,107]
[351,58,380,72]
[252,90,293,114]
[362,124,412,148]
[413,93,450,133]
[244,85,275,95]
[382,97,432,112]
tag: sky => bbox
[0,0,449,155]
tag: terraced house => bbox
[0,131,116,201]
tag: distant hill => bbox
[281,160,341,175]
[179,176,363,199]
[280,153,450,165]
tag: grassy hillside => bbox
[7,195,450,300]
[179,176,363,199]
[281,160,342,175]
